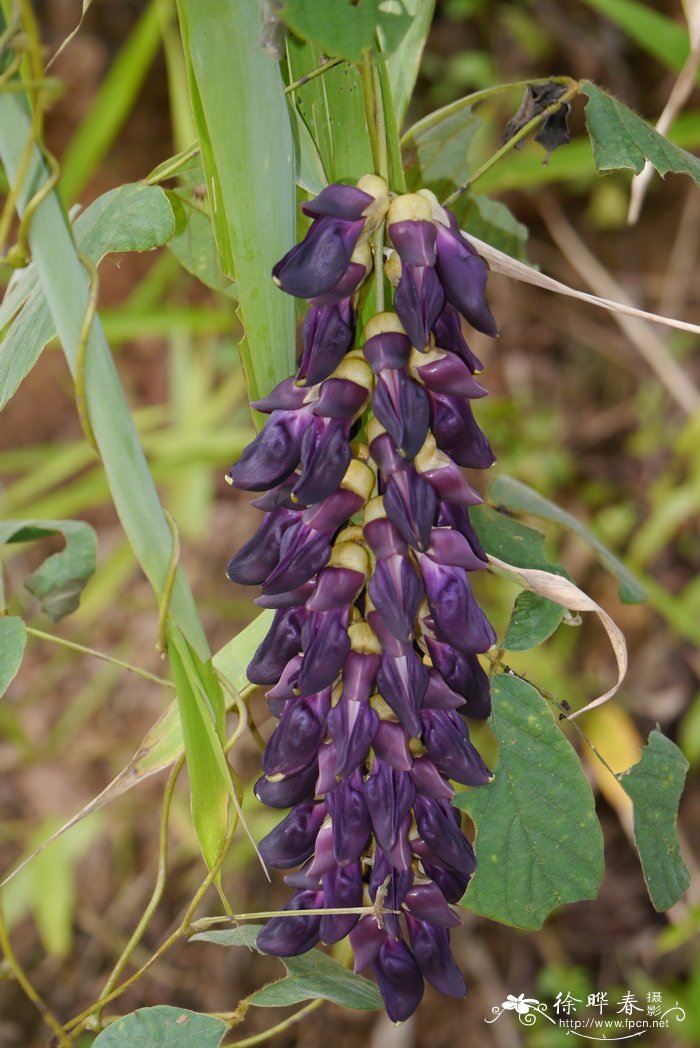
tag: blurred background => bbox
[0,1,699,1045]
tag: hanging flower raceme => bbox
[226,175,499,1022]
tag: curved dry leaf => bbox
[468,233,700,338]
[487,554,628,719]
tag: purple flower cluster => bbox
[227,180,497,1021]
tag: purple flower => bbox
[372,937,424,1023]
[256,889,323,956]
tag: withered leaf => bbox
[503,82,570,158]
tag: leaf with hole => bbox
[0,519,97,620]
[456,674,604,928]
[191,925,383,1010]
[91,1006,227,1048]
[619,728,690,911]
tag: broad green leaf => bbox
[168,623,229,870]
[60,0,163,204]
[282,0,412,63]
[286,37,374,183]
[0,519,97,620]
[192,925,383,1010]
[457,192,531,265]
[178,0,296,401]
[0,182,175,411]
[404,104,481,199]
[289,103,329,194]
[619,729,690,911]
[165,159,237,296]
[385,0,436,126]
[0,611,271,887]
[489,474,646,603]
[0,616,26,696]
[457,674,604,928]
[578,0,690,74]
[470,504,570,579]
[0,95,208,655]
[503,591,564,651]
[92,1007,227,1048]
[581,81,700,184]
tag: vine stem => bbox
[0,901,71,1046]
[284,55,344,94]
[443,78,581,206]
[24,626,175,688]
[222,999,323,1048]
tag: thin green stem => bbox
[25,626,175,688]
[0,901,71,1046]
[284,55,344,94]
[146,141,199,185]
[74,252,100,452]
[156,509,181,653]
[222,999,324,1048]
[443,79,581,206]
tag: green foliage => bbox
[405,102,481,195]
[0,183,175,410]
[470,504,570,578]
[177,0,296,403]
[385,0,436,125]
[582,81,700,183]
[619,729,690,912]
[578,0,691,74]
[166,160,238,295]
[282,0,413,63]
[457,674,604,928]
[192,925,384,1010]
[0,616,25,696]
[92,1007,227,1048]
[503,591,564,651]
[490,475,646,603]
[457,192,531,263]
[0,519,96,620]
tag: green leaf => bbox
[178,0,296,401]
[168,623,230,870]
[0,617,26,697]
[283,0,412,63]
[385,0,436,126]
[578,0,690,74]
[619,728,690,911]
[91,1007,227,1048]
[489,474,646,603]
[0,182,175,411]
[192,925,383,1010]
[289,103,329,195]
[286,37,374,183]
[455,192,532,265]
[470,504,570,578]
[503,591,564,651]
[0,519,97,620]
[165,159,237,295]
[456,674,604,929]
[581,81,700,183]
[404,104,481,200]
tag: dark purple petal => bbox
[394,264,445,352]
[320,861,363,943]
[272,215,365,299]
[409,755,455,800]
[297,609,350,696]
[254,762,318,808]
[368,555,423,645]
[423,669,466,711]
[350,916,386,972]
[316,741,339,795]
[305,567,364,612]
[413,796,475,873]
[297,301,354,388]
[341,651,380,703]
[262,523,332,595]
[229,411,306,491]
[292,418,352,506]
[405,883,461,928]
[429,392,495,469]
[256,889,323,956]
[263,691,330,777]
[258,802,326,869]
[250,478,298,511]
[372,370,430,460]
[302,487,364,532]
[376,651,428,738]
[383,469,437,552]
[369,431,410,478]
[364,762,416,856]
[427,527,488,570]
[366,610,412,658]
[312,377,369,419]
[436,503,487,560]
[412,350,488,398]
[420,556,496,654]
[405,915,466,997]
[265,654,303,701]
[326,770,372,865]
[363,330,411,372]
[363,516,408,559]
[372,937,424,1022]
[302,183,373,221]
[433,306,484,372]
[328,693,379,780]
[311,259,367,306]
[372,720,413,771]
[251,377,309,413]
[434,221,497,336]
[227,508,296,586]
[306,825,336,876]
[389,218,437,267]
[369,851,413,937]
[247,606,306,685]
[421,709,491,786]
[255,581,316,609]
[418,460,482,508]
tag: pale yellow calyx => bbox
[363,311,406,341]
[357,173,388,201]
[350,240,373,270]
[366,416,387,445]
[341,458,375,500]
[335,524,365,546]
[329,540,370,577]
[370,693,396,720]
[348,620,382,655]
[356,174,390,232]
[418,188,450,227]
[415,432,451,474]
[330,352,374,391]
[350,440,370,462]
[409,737,427,756]
[363,494,387,526]
[388,192,433,225]
[384,249,401,286]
